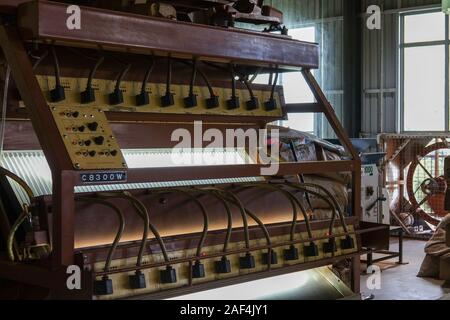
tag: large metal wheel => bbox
[406,141,449,226]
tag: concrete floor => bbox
[360,238,449,300]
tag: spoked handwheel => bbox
[406,141,450,226]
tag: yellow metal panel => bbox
[49,104,126,170]
[37,76,283,117]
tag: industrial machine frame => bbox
[0,1,362,299]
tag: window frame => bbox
[280,24,318,136]
[399,8,450,133]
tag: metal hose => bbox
[0,167,35,202]
[284,181,349,234]
[154,188,209,259]
[7,204,30,261]
[76,197,125,273]
[240,183,314,241]
[193,187,233,254]
[97,192,158,267]
[201,187,250,250]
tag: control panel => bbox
[49,104,126,170]
[36,76,284,117]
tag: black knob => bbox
[84,140,91,146]
[78,126,85,132]
[93,136,105,145]
[87,122,98,131]
[72,111,79,118]
[110,150,118,156]
[88,150,96,157]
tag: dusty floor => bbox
[360,238,449,300]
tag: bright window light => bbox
[283,27,316,134]
[401,10,447,132]
[404,11,445,43]
[403,45,445,131]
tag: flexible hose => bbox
[140,59,155,94]
[165,56,172,96]
[189,59,197,96]
[31,50,49,70]
[285,181,349,234]
[1,166,35,262]
[276,182,343,236]
[230,64,237,98]
[154,188,208,259]
[242,78,255,99]
[0,167,34,202]
[51,46,61,87]
[86,56,104,90]
[240,183,314,241]
[178,60,215,98]
[96,192,166,266]
[281,183,338,235]
[7,204,30,261]
[193,187,233,254]
[201,187,250,250]
[220,193,272,248]
[270,72,279,100]
[115,64,131,90]
[76,197,125,273]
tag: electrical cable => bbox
[179,60,215,98]
[276,182,342,236]
[288,139,314,212]
[76,197,124,273]
[219,192,272,258]
[0,167,35,202]
[197,65,215,98]
[165,56,172,96]
[6,204,30,261]
[114,63,131,91]
[287,181,349,234]
[193,187,233,254]
[201,187,250,250]
[248,67,262,83]
[189,59,197,97]
[242,77,255,99]
[240,183,314,241]
[51,46,61,87]
[1,166,35,262]
[230,64,237,98]
[96,192,170,266]
[86,55,104,91]
[205,187,271,246]
[154,188,208,259]
[270,71,279,101]
[31,50,49,70]
[140,59,155,94]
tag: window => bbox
[400,10,448,132]
[254,26,316,135]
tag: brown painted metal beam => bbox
[284,103,324,113]
[0,26,72,171]
[73,160,355,185]
[16,1,319,69]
